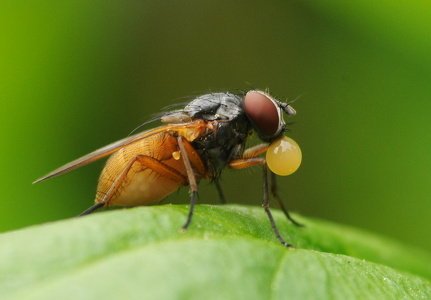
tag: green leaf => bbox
[1,205,431,299]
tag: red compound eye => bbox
[244,91,281,137]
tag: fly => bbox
[34,90,302,247]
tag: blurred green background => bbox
[1,1,430,251]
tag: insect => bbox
[34,90,302,246]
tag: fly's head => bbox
[243,90,295,143]
[243,90,301,176]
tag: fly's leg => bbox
[78,202,105,216]
[177,136,200,229]
[270,172,303,227]
[229,154,293,247]
[234,143,302,226]
[241,143,269,158]
[78,155,188,217]
[261,160,293,247]
[212,144,267,205]
[214,179,226,204]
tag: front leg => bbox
[230,144,303,226]
[228,151,292,247]
[270,172,303,227]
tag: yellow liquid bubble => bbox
[266,136,302,176]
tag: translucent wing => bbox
[33,123,201,183]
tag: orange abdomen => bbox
[95,132,190,207]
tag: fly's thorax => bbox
[183,92,244,121]
[191,114,251,178]
[160,92,249,176]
